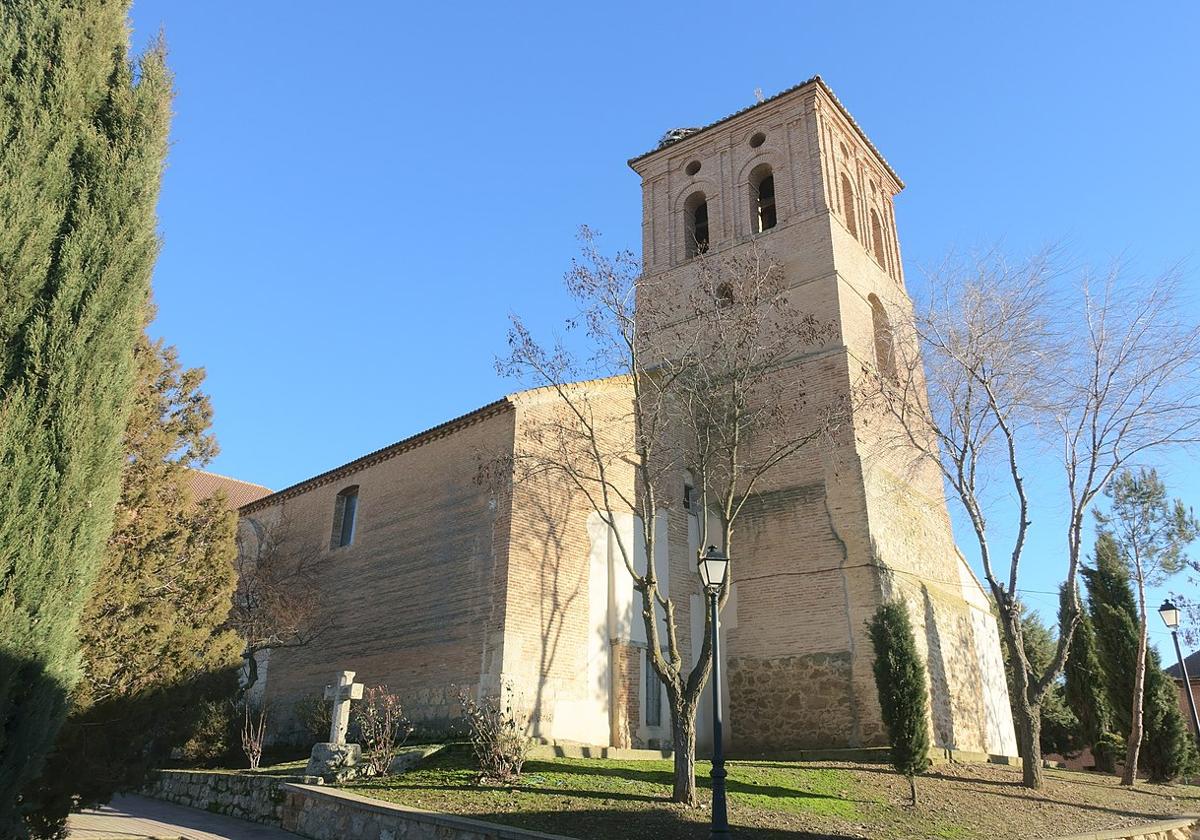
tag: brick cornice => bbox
[239,398,514,515]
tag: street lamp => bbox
[698,545,731,840]
[1158,600,1200,746]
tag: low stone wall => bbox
[279,783,571,840]
[1053,816,1199,840]
[143,769,290,826]
[143,769,1199,840]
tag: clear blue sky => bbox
[128,2,1199,646]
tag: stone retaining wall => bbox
[143,769,289,826]
[1053,816,1199,840]
[279,783,571,840]
[144,769,1198,840]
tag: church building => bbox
[238,77,1018,758]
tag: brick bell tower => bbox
[627,78,1017,756]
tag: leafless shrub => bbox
[291,691,332,746]
[456,684,531,784]
[241,701,268,770]
[355,685,414,776]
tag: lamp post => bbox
[1158,599,1200,745]
[697,545,731,840]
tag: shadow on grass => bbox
[462,807,864,840]
[934,782,1170,823]
[520,760,865,807]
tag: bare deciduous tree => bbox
[497,227,840,805]
[241,701,269,770]
[859,250,1200,788]
[227,516,334,693]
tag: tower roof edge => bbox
[627,75,904,190]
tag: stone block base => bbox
[305,742,361,782]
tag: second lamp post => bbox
[698,545,731,840]
[1159,600,1200,745]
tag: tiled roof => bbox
[1165,648,1200,681]
[627,75,903,188]
[186,469,272,510]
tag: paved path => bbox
[67,794,301,840]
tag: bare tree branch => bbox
[858,248,1200,788]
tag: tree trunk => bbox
[671,701,698,805]
[242,647,259,693]
[1001,610,1045,788]
[908,774,917,807]
[1122,589,1150,786]
[1015,696,1044,788]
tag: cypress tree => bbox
[1084,534,1141,736]
[0,3,171,832]
[1084,534,1192,781]
[1141,673,1192,782]
[869,602,932,806]
[23,332,242,835]
[1061,585,1118,772]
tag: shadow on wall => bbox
[19,664,241,837]
[921,584,957,751]
[532,484,578,734]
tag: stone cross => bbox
[323,670,364,744]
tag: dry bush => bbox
[291,691,332,746]
[355,685,413,776]
[241,702,268,770]
[457,684,531,783]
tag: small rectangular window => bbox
[683,484,694,511]
[331,486,359,548]
[645,651,662,727]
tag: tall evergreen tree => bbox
[23,332,242,835]
[0,3,171,832]
[1060,584,1118,772]
[1084,533,1192,782]
[869,602,932,806]
[1095,468,1197,784]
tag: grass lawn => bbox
[341,750,1200,840]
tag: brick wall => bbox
[244,405,517,743]
[630,79,1017,757]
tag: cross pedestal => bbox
[305,669,365,782]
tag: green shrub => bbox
[178,698,238,766]
[869,602,932,805]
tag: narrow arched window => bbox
[840,173,858,239]
[868,294,897,381]
[870,209,887,268]
[331,485,359,548]
[645,650,662,727]
[684,192,709,257]
[750,165,776,233]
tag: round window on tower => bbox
[749,132,766,148]
[685,160,701,176]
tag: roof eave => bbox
[627,75,903,190]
